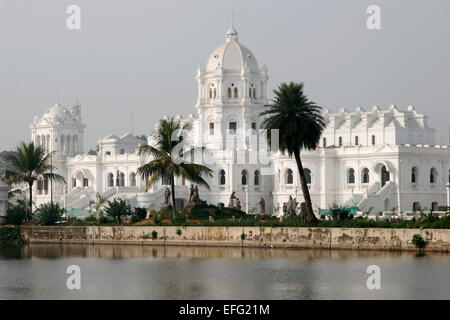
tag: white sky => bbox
[0,0,449,150]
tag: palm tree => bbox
[137,117,213,219]
[1,142,65,215]
[261,82,325,224]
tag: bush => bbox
[104,198,132,223]
[6,204,31,225]
[0,226,23,245]
[241,232,246,241]
[35,203,62,226]
[330,204,353,221]
[131,207,148,223]
[412,234,427,249]
[151,230,158,239]
[176,229,182,236]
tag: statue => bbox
[191,185,200,204]
[235,198,241,211]
[164,187,171,204]
[159,187,173,212]
[189,184,194,202]
[287,196,297,216]
[259,197,265,215]
[183,185,202,211]
[228,191,236,208]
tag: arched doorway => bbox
[381,165,390,187]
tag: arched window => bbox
[286,169,293,184]
[229,122,237,134]
[162,174,171,186]
[228,87,232,98]
[73,135,77,154]
[322,137,326,148]
[355,136,359,146]
[251,122,257,134]
[371,135,376,145]
[234,87,238,98]
[338,137,343,147]
[381,165,390,187]
[362,168,369,184]
[430,168,437,184]
[347,168,355,184]
[119,173,125,187]
[411,167,417,183]
[219,170,226,185]
[66,135,71,155]
[213,88,217,99]
[241,170,248,185]
[304,168,311,184]
[413,202,421,212]
[209,88,213,99]
[83,178,89,188]
[254,170,260,186]
[209,122,214,136]
[130,172,136,187]
[108,173,114,187]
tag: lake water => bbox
[0,244,449,299]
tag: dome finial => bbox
[226,10,238,42]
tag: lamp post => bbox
[245,185,248,214]
[446,183,450,213]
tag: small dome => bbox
[206,27,259,73]
[40,102,75,125]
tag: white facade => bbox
[28,26,450,216]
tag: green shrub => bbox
[412,234,427,249]
[330,204,353,221]
[104,198,132,223]
[151,230,158,239]
[176,229,182,236]
[0,226,23,245]
[240,232,246,241]
[35,203,62,226]
[6,204,31,225]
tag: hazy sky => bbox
[0,0,449,151]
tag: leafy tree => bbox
[35,202,62,225]
[6,200,31,225]
[1,142,65,214]
[104,198,132,223]
[261,82,325,224]
[138,117,212,219]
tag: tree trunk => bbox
[28,181,33,219]
[294,150,318,225]
[170,175,176,220]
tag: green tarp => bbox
[319,207,358,216]
[66,209,92,218]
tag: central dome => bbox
[206,27,259,73]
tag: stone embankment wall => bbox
[20,226,450,252]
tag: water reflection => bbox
[9,243,447,260]
[0,244,449,300]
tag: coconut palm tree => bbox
[137,117,213,219]
[1,142,65,215]
[261,82,325,224]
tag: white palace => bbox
[29,26,450,216]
